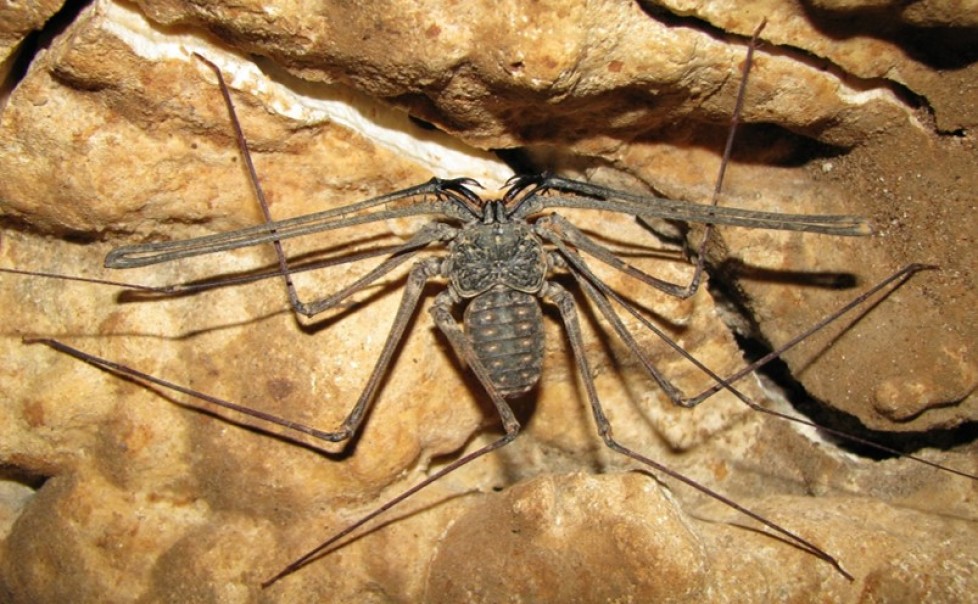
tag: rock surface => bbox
[0,1,975,602]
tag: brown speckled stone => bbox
[1,1,976,601]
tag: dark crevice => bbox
[504,118,847,194]
[407,114,438,131]
[0,463,51,491]
[798,0,978,69]
[706,267,978,458]
[493,147,537,176]
[734,330,978,457]
[0,216,106,244]
[635,3,942,141]
[2,29,38,103]
[399,7,907,172]
[2,0,95,102]
[759,37,928,122]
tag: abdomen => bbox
[463,287,544,398]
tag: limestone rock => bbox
[1,1,976,602]
[0,0,64,71]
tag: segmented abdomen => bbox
[463,287,544,398]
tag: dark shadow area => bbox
[798,0,978,69]
[407,114,438,131]
[736,332,978,458]
[493,146,538,176]
[647,118,848,170]
[700,260,978,456]
[1,0,94,101]
[716,257,859,291]
[502,121,847,201]
[0,463,51,491]
[0,216,106,244]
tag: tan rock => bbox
[662,0,978,131]
[809,0,978,27]
[1,1,975,602]
[0,0,63,72]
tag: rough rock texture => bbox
[0,1,975,602]
[0,0,63,72]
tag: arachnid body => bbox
[1,2,977,602]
